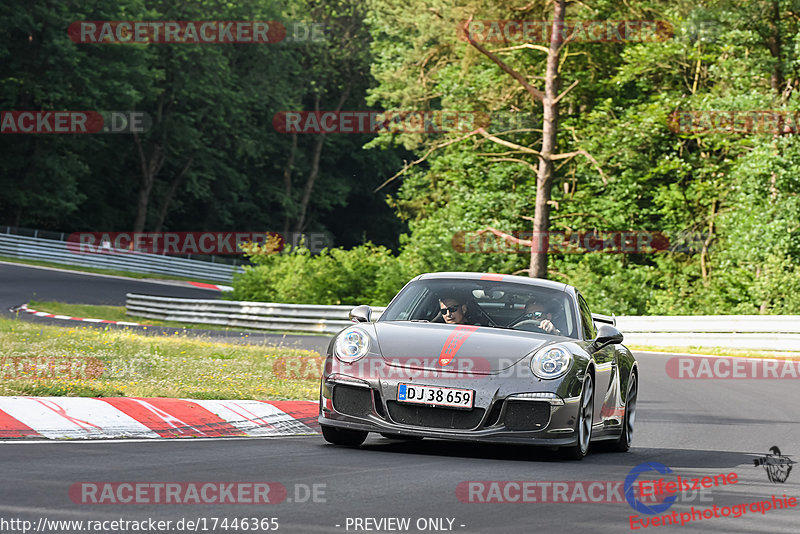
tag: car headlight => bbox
[530,345,572,379]
[334,328,370,363]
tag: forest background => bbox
[2,0,799,315]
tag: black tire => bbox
[321,425,368,446]
[610,372,637,452]
[561,374,594,460]
[380,433,423,441]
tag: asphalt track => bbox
[0,262,331,353]
[1,262,798,533]
[1,351,798,533]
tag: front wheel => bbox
[321,425,368,446]
[610,372,637,452]
[561,374,594,460]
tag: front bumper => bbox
[318,372,583,446]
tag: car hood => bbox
[373,321,552,374]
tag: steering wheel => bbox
[507,313,536,328]
[510,319,548,333]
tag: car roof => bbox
[413,272,572,293]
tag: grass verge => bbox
[0,256,234,288]
[0,317,321,400]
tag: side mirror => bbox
[591,324,623,351]
[349,305,372,323]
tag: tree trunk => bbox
[767,0,783,92]
[282,132,298,237]
[132,131,165,233]
[133,181,153,234]
[700,199,717,285]
[154,155,194,233]
[530,0,565,279]
[291,85,351,234]
[293,135,324,234]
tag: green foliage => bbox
[232,243,413,306]
[4,0,800,316]
[0,0,405,247]
[355,0,800,315]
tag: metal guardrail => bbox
[615,316,800,351]
[126,294,386,334]
[615,316,800,334]
[0,233,243,283]
[125,294,800,350]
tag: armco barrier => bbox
[124,294,800,350]
[126,294,386,334]
[0,233,242,284]
[616,316,800,351]
[615,316,800,334]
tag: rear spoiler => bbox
[591,313,616,327]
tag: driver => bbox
[518,297,562,335]
[438,297,470,324]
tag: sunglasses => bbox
[528,311,544,318]
[440,304,461,315]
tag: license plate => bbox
[396,383,474,409]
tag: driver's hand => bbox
[539,319,556,334]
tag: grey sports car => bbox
[318,272,637,459]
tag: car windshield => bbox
[379,278,578,339]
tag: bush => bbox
[231,242,413,306]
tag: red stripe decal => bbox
[264,401,320,431]
[0,409,40,438]
[480,274,504,281]
[439,325,479,366]
[100,398,243,438]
